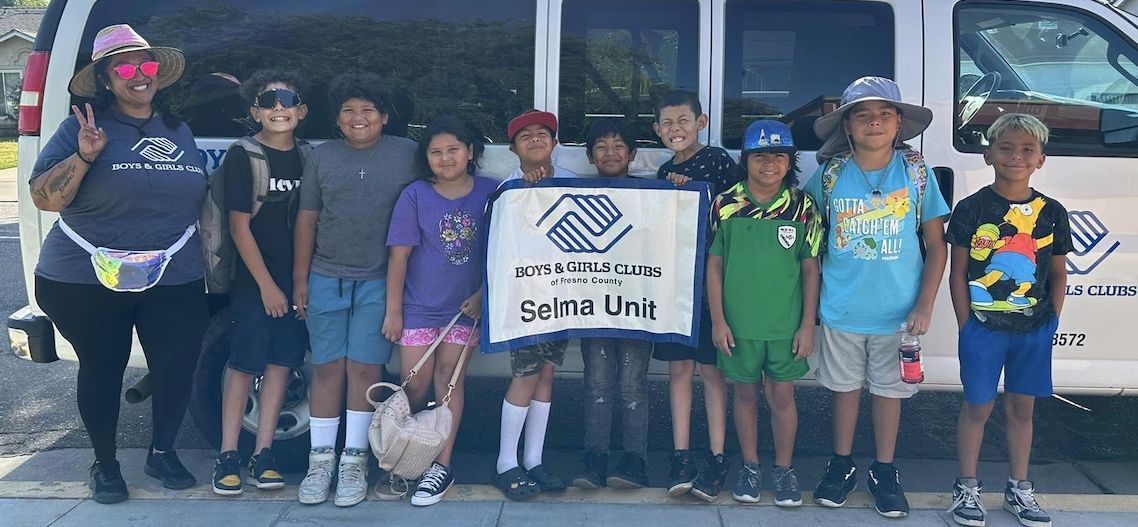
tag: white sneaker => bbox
[334,448,369,507]
[298,448,336,504]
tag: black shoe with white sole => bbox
[813,456,857,507]
[867,461,910,518]
[412,462,454,507]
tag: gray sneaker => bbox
[1004,480,1051,527]
[949,478,986,526]
[334,448,369,507]
[773,466,803,507]
[298,448,336,504]
[731,463,761,503]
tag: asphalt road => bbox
[0,202,1135,469]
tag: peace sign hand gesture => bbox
[72,103,106,163]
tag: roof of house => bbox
[0,8,44,43]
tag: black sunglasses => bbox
[254,88,303,109]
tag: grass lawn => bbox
[0,138,16,170]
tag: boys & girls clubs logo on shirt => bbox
[111,136,204,174]
[1064,210,1134,298]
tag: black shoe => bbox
[690,453,729,502]
[868,461,910,518]
[814,455,857,507]
[607,453,649,489]
[144,449,197,490]
[89,460,128,504]
[212,450,243,496]
[572,450,608,489]
[666,449,697,497]
[526,464,566,492]
[248,448,285,490]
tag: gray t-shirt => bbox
[299,136,417,280]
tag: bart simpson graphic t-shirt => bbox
[946,186,1072,332]
[804,151,949,335]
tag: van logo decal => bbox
[1066,210,1120,275]
[132,137,185,163]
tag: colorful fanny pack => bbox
[57,218,196,292]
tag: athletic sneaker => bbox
[814,456,857,507]
[867,461,910,518]
[412,462,454,507]
[772,466,803,507]
[212,450,243,496]
[572,450,608,489]
[690,453,729,502]
[334,448,369,507]
[666,449,697,497]
[298,447,335,505]
[248,448,285,490]
[607,453,649,489]
[949,478,986,526]
[731,463,761,503]
[1004,480,1051,527]
[89,459,129,504]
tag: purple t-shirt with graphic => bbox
[386,176,497,328]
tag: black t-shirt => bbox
[656,145,741,196]
[946,186,1073,332]
[223,142,303,294]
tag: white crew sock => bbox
[344,410,372,451]
[523,399,551,470]
[309,416,340,450]
[496,400,529,474]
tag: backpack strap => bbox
[234,137,271,218]
[899,148,929,229]
[820,151,850,229]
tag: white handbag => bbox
[366,312,475,480]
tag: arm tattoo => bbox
[33,160,79,204]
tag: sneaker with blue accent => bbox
[772,466,803,507]
[1004,480,1051,527]
[731,463,760,503]
[949,477,986,526]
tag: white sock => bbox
[523,400,551,470]
[496,400,528,474]
[344,410,372,451]
[309,416,340,450]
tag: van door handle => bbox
[932,166,955,207]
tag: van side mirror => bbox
[1100,107,1138,147]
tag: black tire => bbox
[189,308,313,472]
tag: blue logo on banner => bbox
[1066,210,1120,275]
[536,194,633,254]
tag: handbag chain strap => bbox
[401,311,478,407]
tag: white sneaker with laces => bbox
[334,448,369,507]
[297,448,336,505]
[411,462,454,507]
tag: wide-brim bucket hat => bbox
[813,76,933,161]
[69,24,186,98]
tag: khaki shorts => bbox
[810,325,917,399]
[510,339,568,377]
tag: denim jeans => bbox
[581,337,652,459]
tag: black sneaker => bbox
[607,453,649,489]
[411,462,454,507]
[868,461,910,518]
[572,450,608,489]
[248,448,285,490]
[89,460,128,504]
[949,477,986,526]
[1004,480,1051,527]
[690,453,729,502]
[212,450,242,496]
[666,449,697,497]
[814,455,857,507]
[144,449,197,490]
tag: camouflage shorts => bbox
[510,339,568,377]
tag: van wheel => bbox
[189,308,313,472]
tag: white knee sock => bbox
[344,410,372,451]
[496,400,529,474]
[309,416,340,450]
[523,400,551,470]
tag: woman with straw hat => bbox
[28,24,207,504]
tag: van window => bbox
[557,0,700,147]
[956,2,1138,156]
[77,0,536,142]
[722,0,894,151]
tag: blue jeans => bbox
[581,337,652,459]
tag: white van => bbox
[9,0,1138,464]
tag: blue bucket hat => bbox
[813,76,933,162]
[742,120,796,155]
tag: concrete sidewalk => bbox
[2,448,1137,527]
[0,166,15,202]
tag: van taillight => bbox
[18,51,49,136]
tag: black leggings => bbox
[35,276,208,462]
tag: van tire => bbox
[189,308,313,472]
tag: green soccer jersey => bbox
[709,182,823,340]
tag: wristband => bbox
[77,152,95,165]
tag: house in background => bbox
[0,8,44,134]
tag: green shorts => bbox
[717,338,808,383]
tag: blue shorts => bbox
[986,252,1037,286]
[228,288,307,374]
[305,272,391,365]
[958,315,1057,404]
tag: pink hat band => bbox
[91,24,152,61]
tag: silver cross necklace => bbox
[347,139,380,180]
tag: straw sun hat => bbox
[68,24,185,98]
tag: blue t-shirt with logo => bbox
[803,151,950,335]
[31,109,207,286]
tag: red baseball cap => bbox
[508,109,557,142]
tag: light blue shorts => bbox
[305,272,391,365]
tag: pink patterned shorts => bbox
[399,325,479,347]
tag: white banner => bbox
[482,178,710,352]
